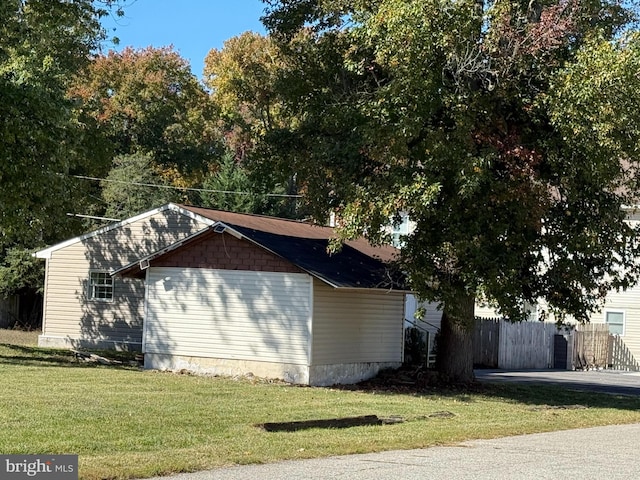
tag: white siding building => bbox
[37,204,408,386]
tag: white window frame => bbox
[88,271,114,301]
[604,310,625,336]
[391,213,411,248]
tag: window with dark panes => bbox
[89,271,113,301]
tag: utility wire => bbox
[66,213,122,222]
[69,174,304,198]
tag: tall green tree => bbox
[101,152,178,220]
[69,46,222,188]
[0,0,115,254]
[204,32,303,218]
[260,0,640,382]
[200,153,265,213]
[200,152,299,216]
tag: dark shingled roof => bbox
[179,204,399,263]
[226,224,404,290]
[116,205,407,291]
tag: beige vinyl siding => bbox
[144,267,312,365]
[311,280,404,365]
[41,209,207,346]
[405,295,442,334]
[474,303,502,318]
[588,287,640,361]
[475,301,539,321]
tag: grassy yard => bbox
[1,332,640,480]
[0,328,40,346]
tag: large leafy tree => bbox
[0,0,116,253]
[260,0,640,382]
[0,0,123,304]
[204,32,302,218]
[69,46,222,187]
[204,32,285,160]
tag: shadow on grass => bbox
[260,415,402,432]
[0,343,139,370]
[332,368,640,412]
[478,382,640,412]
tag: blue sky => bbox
[101,0,267,78]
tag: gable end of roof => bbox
[34,203,216,259]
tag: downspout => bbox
[141,267,150,358]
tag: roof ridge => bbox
[177,203,328,227]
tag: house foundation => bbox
[144,353,401,386]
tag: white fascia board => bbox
[334,286,412,293]
[34,203,217,259]
[172,204,218,227]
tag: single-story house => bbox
[35,203,408,385]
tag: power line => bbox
[67,213,121,222]
[69,174,303,198]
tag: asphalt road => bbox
[475,368,640,396]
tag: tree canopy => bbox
[69,46,221,179]
[260,0,640,381]
[203,31,305,218]
[0,0,114,253]
[204,32,284,160]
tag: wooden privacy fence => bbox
[567,323,640,371]
[572,323,609,370]
[499,320,557,369]
[474,318,556,369]
[474,318,499,368]
[475,318,640,371]
[609,334,640,371]
[0,295,19,329]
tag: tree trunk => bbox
[436,290,476,384]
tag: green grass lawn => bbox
[0,328,40,346]
[1,335,640,480]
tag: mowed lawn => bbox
[2,332,640,480]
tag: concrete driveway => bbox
[475,369,640,396]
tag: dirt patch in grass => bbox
[335,366,486,395]
[260,415,405,432]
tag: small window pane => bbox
[89,272,113,300]
[391,215,410,248]
[606,311,624,335]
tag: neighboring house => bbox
[592,208,640,361]
[36,203,408,386]
[397,209,640,366]
[572,286,640,364]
